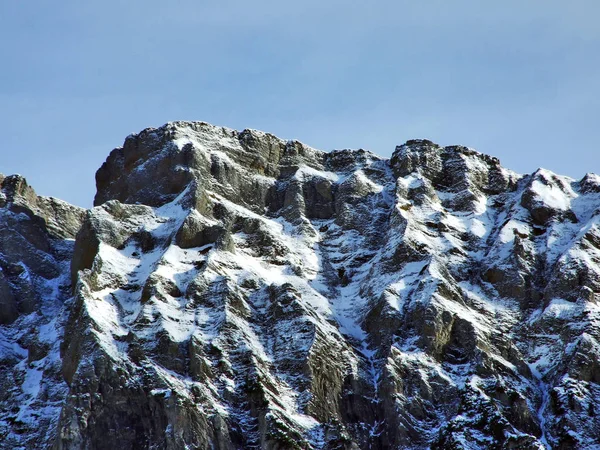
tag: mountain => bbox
[1,121,600,449]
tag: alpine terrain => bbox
[1,121,600,449]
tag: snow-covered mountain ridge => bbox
[1,121,600,449]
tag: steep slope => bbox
[0,175,85,448]
[1,121,600,449]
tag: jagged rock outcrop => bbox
[0,175,85,448]
[2,122,600,449]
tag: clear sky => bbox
[1,1,599,207]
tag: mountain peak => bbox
[2,121,600,449]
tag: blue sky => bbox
[1,1,599,207]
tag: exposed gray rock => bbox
[0,174,84,448]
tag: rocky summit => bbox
[1,122,600,450]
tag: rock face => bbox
[0,175,85,448]
[2,122,600,449]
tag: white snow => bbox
[542,298,579,320]
[531,179,572,210]
[294,165,339,182]
[498,220,530,243]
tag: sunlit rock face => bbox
[2,121,600,449]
